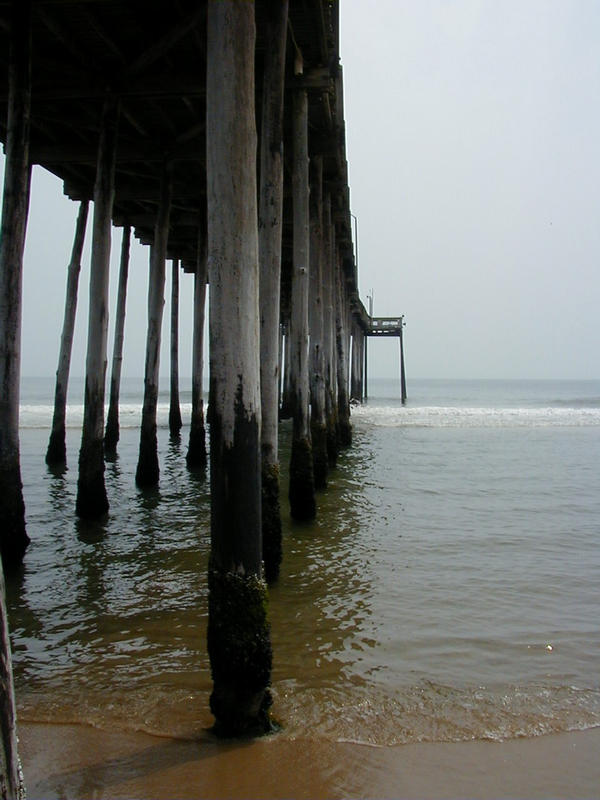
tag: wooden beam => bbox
[126,5,205,77]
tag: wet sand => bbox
[19,722,600,799]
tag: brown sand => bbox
[19,722,600,799]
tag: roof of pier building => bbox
[0,0,365,318]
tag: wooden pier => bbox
[0,0,406,752]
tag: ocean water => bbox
[6,377,600,746]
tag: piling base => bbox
[103,412,119,452]
[76,440,108,519]
[261,461,282,584]
[135,430,159,488]
[0,467,29,568]
[289,436,316,521]
[169,407,182,439]
[338,416,352,448]
[207,567,273,737]
[186,421,207,471]
[311,422,328,490]
[326,414,338,468]
[45,428,66,466]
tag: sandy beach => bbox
[19,722,600,799]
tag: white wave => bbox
[19,403,194,430]
[351,404,600,428]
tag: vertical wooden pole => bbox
[135,162,172,487]
[309,156,328,490]
[358,330,365,401]
[76,96,119,519]
[335,254,352,447]
[104,225,131,451]
[322,193,338,467]
[350,319,362,403]
[258,0,288,583]
[206,0,271,737]
[288,87,316,521]
[0,0,31,566]
[277,322,284,409]
[364,331,369,400]
[400,319,407,404]
[0,569,22,799]
[186,238,208,470]
[168,259,183,437]
[46,201,89,465]
[279,320,292,419]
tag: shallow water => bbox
[6,377,600,745]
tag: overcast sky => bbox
[342,0,599,379]
[2,0,599,381]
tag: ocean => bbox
[6,377,600,747]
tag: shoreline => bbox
[19,721,600,799]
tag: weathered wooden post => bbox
[322,193,338,467]
[309,157,328,489]
[46,201,89,465]
[358,327,365,401]
[104,225,131,451]
[400,317,407,404]
[168,259,183,437]
[76,96,120,519]
[364,326,369,400]
[186,239,208,470]
[135,163,172,487]
[288,83,316,521]
[0,0,31,566]
[350,319,362,403]
[335,254,352,447]
[279,320,292,419]
[0,569,23,799]
[206,0,272,736]
[258,0,288,583]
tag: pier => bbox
[0,0,405,751]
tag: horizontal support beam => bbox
[30,138,203,164]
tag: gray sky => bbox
[341,0,600,379]
[2,0,599,381]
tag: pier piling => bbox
[206,0,272,737]
[168,260,183,438]
[135,163,172,488]
[0,0,31,566]
[258,0,288,582]
[104,225,131,452]
[76,96,119,519]
[288,86,316,521]
[46,201,89,466]
[186,238,208,471]
[309,157,328,490]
